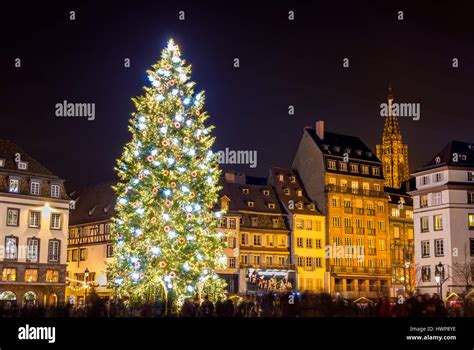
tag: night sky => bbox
[1,0,473,191]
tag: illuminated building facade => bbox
[293,121,391,298]
[66,181,116,303]
[269,167,327,293]
[0,140,70,307]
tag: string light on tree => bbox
[108,39,227,308]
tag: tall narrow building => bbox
[376,87,410,189]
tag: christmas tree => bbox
[108,39,227,308]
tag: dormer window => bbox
[333,146,341,152]
[327,160,337,170]
[247,201,254,207]
[350,164,358,173]
[297,189,303,196]
[339,162,348,171]
[296,202,303,209]
[242,188,249,194]
[51,184,61,198]
[9,178,20,193]
[17,161,28,170]
[322,144,329,151]
[263,189,270,196]
[372,167,381,176]
[366,151,372,157]
[361,165,370,175]
[284,188,290,195]
[344,148,351,154]
[278,174,284,181]
[309,203,316,211]
[30,181,40,196]
[290,176,296,183]
[355,150,362,156]
[268,203,275,209]
[0,159,5,167]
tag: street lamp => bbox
[84,268,90,305]
[434,262,445,298]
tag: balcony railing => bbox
[68,233,111,245]
[366,209,376,216]
[367,248,376,255]
[326,185,385,197]
[332,266,391,275]
[344,227,353,234]
[356,227,365,234]
[367,228,376,235]
[240,263,296,270]
[344,207,353,214]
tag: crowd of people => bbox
[0,290,472,318]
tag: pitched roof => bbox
[69,180,117,226]
[0,139,58,178]
[220,178,286,214]
[305,128,381,163]
[270,166,323,215]
[414,140,474,173]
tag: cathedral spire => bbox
[376,85,410,188]
[383,84,401,139]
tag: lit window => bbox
[391,208,400,217]
[247,201,254,207]
[5,236,18,259]
[242,188,249,194]
[350,164,358,173]
[80,248,87,261]
[48,240,60,262]
[421,216,429,232]
[27,238,39,262]
[290,176,296,183]
[30,181,40,195]
[406,210,413,219]
[51,184,61,198]
[29,211,40,228]
[9,178,20,193]
[268,203,275,209]
[372,167,381,176]
[24,269,38,282]
[51,213,61,229]
[327,160,337,170]
[306,220,312,230]
[434,215,443,231]
[420,195,429,208]
[263,189,270,196]
[339,162,348,171]
[6,208,20,226]
[17,161,28,170]
[469,214,474,230]
[435,239,444,257]
[421,241,430,257]
[296,219,304,229]
[422,266,431,282]
[46,270,59,283]
[2,268,16,281]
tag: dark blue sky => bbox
[1,0,473,190]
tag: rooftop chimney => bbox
[225,170,236,183]
[316,120,324,140]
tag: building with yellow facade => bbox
[269,167,327,293]
[293,121,391,299]
[66,181,116,304]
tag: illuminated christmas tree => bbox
[108,39,227,308]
